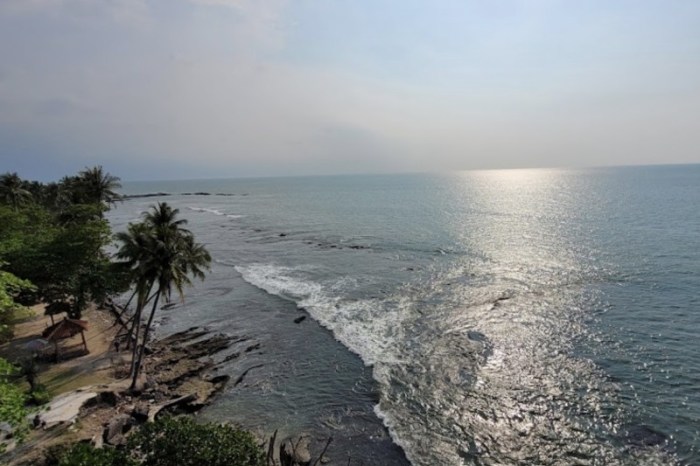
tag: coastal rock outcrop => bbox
[280,435,312,466]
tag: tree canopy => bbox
[115,202,211,389]
[0,167,127,319]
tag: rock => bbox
[97,390,119,406]
[37,390,98,428]
[293,316,306,324]
[103,414,133,445]
[244,342,261,353]
[280,436,312,466]
[130,374,148,393]
[132,402,150,423]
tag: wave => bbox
[235,264,408,368]
[187,206,225,216]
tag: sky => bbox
[1,0,699,181]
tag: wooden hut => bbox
[41,318,89,360]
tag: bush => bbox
[129,416,265,466]
[45,442,136,466]
[0,357,28,452]
[30,383,51,405]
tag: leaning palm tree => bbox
[115,202,211,390]
[0,172,32,211]
[75,166,122,212]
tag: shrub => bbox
[128,416,265,466]
[46,442,136,466]
[30,383,51,405]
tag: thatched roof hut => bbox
[42,318,89,359]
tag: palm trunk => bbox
[130,290,160,390]
[128,290,148,378]
[124,288,138,310]
[123,288,156,350]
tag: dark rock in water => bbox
[467,331,487,343]
[626,424,668,447]
[280,436,312,466]
[245,342,261,353]
[123,192,170,199]
[206,374,231,385]
[294,316,306,324]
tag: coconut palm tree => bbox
[115,202,211,390]
[74,166,122,212]
[0,172,32,211]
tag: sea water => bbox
[110,165,700,465]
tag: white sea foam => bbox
[187,206,225,216]
[226,214,244,219]
[235,263,407,368]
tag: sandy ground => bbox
[1,304,130,465]
[0,303,125,395]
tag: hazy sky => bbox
[1,0,699,180]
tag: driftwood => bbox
[311,437,333,466]
[147,393,198,422]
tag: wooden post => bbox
[81,330,88,354]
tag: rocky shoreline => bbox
[5,321,372,466]
[5,327,261,465]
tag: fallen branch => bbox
[147,393,197,422]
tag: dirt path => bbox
[0,304,123,395]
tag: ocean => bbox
[109,165,700,465]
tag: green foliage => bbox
[0,266,36,342]
[0,202,125,319]
[47,442,136,466]
[129,417,265,466]
[29,383,51,405]
[115,202,211,388]
[0,357,29,452]
[0,172,32,211]
[43,419,264,466]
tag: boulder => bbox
[103,413,133,445]
[36,390,98,428]
[280,436,312,466]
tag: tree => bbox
[73,166,122,211]
[128,417,265,466]
[0,172,32,211]
[115,203,210,390]
[0,266,36,342]
[45,418,264,466]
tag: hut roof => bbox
[42,319,89,342]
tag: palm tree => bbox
[75,166,122,212]
[115,202,211,390]
[0,172,32,211]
